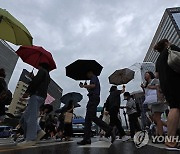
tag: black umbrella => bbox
[66,59,103,80]
[60,92,83,105]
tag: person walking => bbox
[141,72,167,138]
[63,100,74,141]
[0,68,8,123]
[105,85,130,141]
[154,39,180,148]
[77,71,116,145]
[18,63,50,146]
[123,92,141,139]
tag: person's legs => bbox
[83,109,93,141]
[153,112,163,135]
[128,114,136,138]
[110,111,126,137]
[24,95,44,141]
[134,114,141,132]
[78,96,114,145]
[165,108,180,147]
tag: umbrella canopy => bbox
[0,8,32,45]
[16,45,56,71]
[66,59,103,80]
[109,68,135,85]
[60,92,83,105]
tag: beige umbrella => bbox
[109,68,135,85]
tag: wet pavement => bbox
[0,138,180,154]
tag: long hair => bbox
[145,71,155,88]
[154,39,169,53]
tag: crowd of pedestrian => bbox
[0,39,180,149]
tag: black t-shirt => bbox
[88,75,100,96]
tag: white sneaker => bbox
[36,130,46,141]
[121,135,131,142]
[17,140,36,147]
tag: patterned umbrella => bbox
[109,68,135,85]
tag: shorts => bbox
[151,103,168,114]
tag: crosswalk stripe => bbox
[78,141,112,148]
[0,140,75,152]
[148,142,180,151]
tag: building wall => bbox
[144,7,180,63]
[8,81,28,115]
[48,79,63,113]
[0,40,18,83]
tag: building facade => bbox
[8,69,63,115]
[8,81,29,115]
[0,40,18,83]
[144,7,180,63]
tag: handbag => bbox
[144,89,157,105]
[64,112,73,124]
[167,47,180,73]
[102,114,110,124]
[144,78,166,105]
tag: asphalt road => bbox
[0,137,180,154]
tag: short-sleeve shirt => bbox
[148,79,159,86]
[88,75,100,96]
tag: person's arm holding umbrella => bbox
[79,71,97,90]
[113,85,126,96]
[119,85,126,94]
[79,82,95,89]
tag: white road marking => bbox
[78,141,112,148]
[148,142,180,151]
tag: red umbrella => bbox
[16,45,56,71]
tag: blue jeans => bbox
[20,95,44,141]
